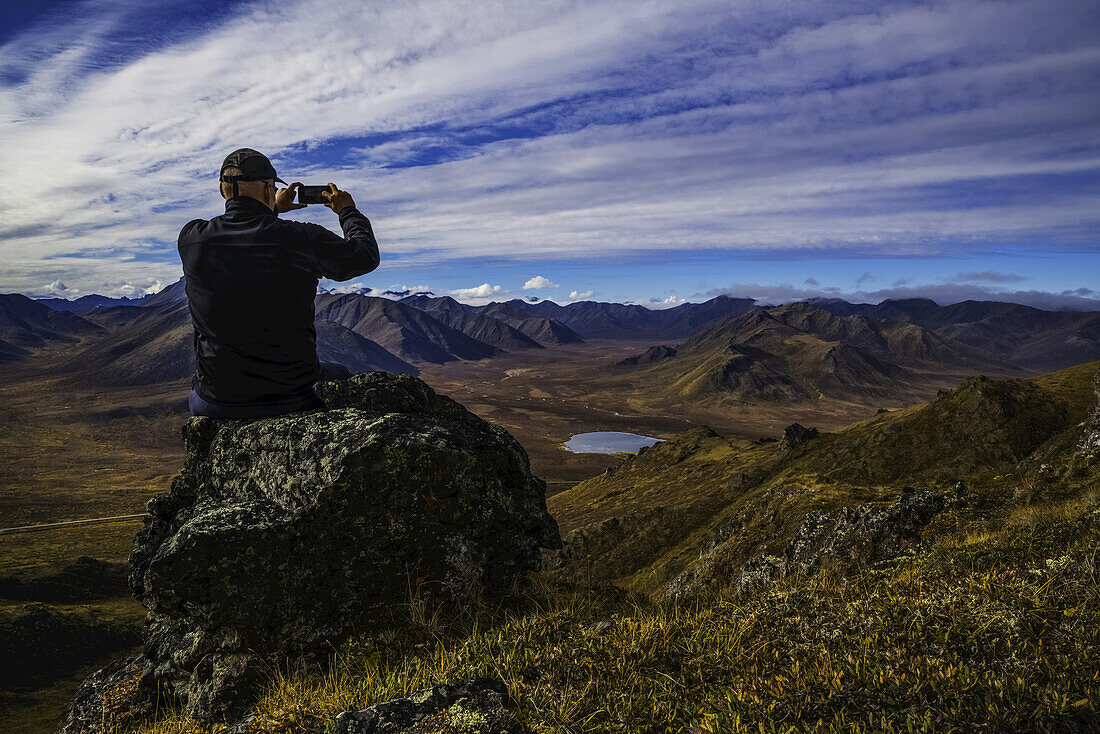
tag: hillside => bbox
[504,294,756,338]
[476,302,584,346]
[812,297,1100,371]
[314,320,418,376]
[133,278,186,309]
[0,294,102,349]
[625,302,1009,404]
[314,293,499,364]
[59,303,194,386]
[398,295,548,351]
[547,361,1100,596]
[17,287,1100,406]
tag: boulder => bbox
[123,372,560,722]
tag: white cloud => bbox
[43,279,70,296]
[569,289,593,299]
[450,283,501,300]
[637,294,687,309]
[319,281,436,298]
[106,279,171,298]
[321,283,376,295]
[523,275,559,290]
[0,0,1097,296]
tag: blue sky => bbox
[1,0,1098,309]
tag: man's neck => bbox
[225,195,276,215]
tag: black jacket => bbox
[178,196,379,408]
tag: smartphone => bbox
[297,185,330,205]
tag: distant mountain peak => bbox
[34,293,143,315]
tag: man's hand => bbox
[322,183,355,213]
[275,182,307,213]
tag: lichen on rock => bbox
[334,678,526,733]
[666,488,955,599]
[58,655,148,734]
[103,371,560,724]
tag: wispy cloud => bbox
[569,289,593,299]
[0,0,1097,297]
[704,282,1100,311]
[950,271,1026,283]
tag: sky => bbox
[0,0,1098,309]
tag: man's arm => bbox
[301,184,380,281]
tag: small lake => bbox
[564,432,664,454]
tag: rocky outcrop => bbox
[80,372,559,725]
[335,678,526,734]
[779,423,818,451]
[666,489,955,598]
[775,488,947,578]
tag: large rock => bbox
[125,372,560,722]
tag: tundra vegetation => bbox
[81,361,1099,733]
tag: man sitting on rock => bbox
[179,148,380,418]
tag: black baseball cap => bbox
[219,148,286,184]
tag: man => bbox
[179,147,380,418]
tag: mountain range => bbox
[617,301,1009,403]
[808,297,1100,370]
[32,293,143,315]
[2,278,1098,404]
[0,293,104,362]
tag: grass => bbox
[110,499,1100,734]
[0,365,190,733]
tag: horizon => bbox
[21,274,1100,313]
[1,0,1098,310]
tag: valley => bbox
[418,338,965,488]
